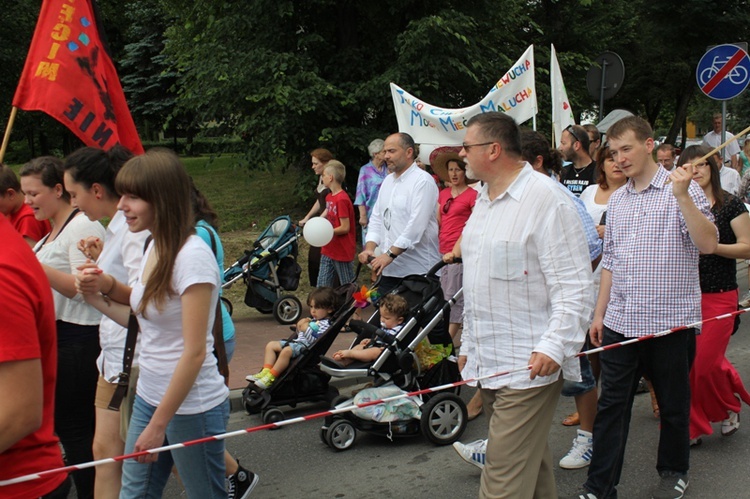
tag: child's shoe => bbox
[254,372,276,390]
[245,368,269,382]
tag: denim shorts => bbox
[561,354,596,397]
[280,339,307,358]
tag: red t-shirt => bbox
[322,190,356,262]
[8,203,51,243]
[0,216,67,497]
[438,186,477,254]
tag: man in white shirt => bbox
[713,151,742,196]
[458,112,594,498]
[703,113,740,171]
[656,143,677,172]
[358,132,440,294]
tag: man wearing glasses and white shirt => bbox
[359,132,440,295]
[657,143,677,172]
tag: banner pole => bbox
[0,106,19,164]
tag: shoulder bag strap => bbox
[212,299,229,386]
[108,311,140,410]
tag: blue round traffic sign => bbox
[696,44,750,100]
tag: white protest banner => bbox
[390,45,537,147]
[550,44,576,148]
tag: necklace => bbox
[573,163,590,178]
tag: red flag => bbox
[12,0,144,154]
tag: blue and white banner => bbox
[390,45,537,147]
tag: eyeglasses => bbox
[461,141,494,152]
[693,161,710,170]
[565,125,584,144]
[442,197,454,214]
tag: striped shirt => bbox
[296,318,331,347]
[602,166,713,337]
[461,164,594,390]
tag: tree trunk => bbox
[667,75,696,146]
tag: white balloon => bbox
[303,217,334,247]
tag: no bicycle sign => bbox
[696,44,750,100]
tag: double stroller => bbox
[318,261,467,450]
[223,216,303,325]
[241,282,359,424]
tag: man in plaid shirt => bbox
[570,116,718,499]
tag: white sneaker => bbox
[722,410,740,436]
[452,439,487,469]
[559,430,594,469]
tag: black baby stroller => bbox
[223,216,303,325]
[318,260,467,450]
[242,282,359,424]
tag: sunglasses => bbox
[565,125,584,144]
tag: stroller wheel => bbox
[420,393,467,445]
[326,419,356,451]
[273,295,302,325]
[262,407,285,425]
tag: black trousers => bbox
[55,321,100,499]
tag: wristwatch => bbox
[386,249,397,259]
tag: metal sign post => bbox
[696,43,750,164]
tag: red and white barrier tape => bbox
[2,306,746,487]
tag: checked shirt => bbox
[602,166,714,338]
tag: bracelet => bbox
[386,249,397,259]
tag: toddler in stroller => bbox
[331,294,409,367]
[246,287,338,389]
[319,261,467,450]
[242,282,358,424]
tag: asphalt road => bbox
[95,264,750,498]
[159,325,750,498]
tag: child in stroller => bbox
[319,261,467,450]
[332,294,408,367]
[246,287,338,389]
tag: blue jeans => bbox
[584,326,694,498]
[120,395,229,499]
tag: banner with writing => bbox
[550,44,575,148]
[390,45,536,147]
[13,0,143,154]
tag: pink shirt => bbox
[438,187,477,254]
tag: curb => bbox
[228,376,372,413]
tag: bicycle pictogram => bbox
[699,55,749,86]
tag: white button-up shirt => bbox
[720,165,741,196]
[461,164,594,390]
[366,163,440,277]
[96,211,150,381]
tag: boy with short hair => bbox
[0,164,50,246]
[333,294,409,365]
[246,287,338,389]
[317,160,356,287]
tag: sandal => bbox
[722,411,740,436]
[468,406,484,421]
[561,411,580,426]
